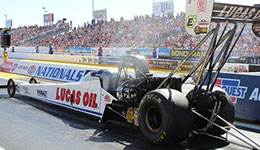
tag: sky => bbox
[0,0,259,28]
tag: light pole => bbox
[42,7,48,26]
[152,0,154,15]
[92,0,95,20]
[4,14,7,28]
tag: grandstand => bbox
[10,14,260,51]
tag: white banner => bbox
[6,19,12,28]
[0,60,100,82]
[153,1,173,16]
[185,0,214,36]
[93,9,107,20]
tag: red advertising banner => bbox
[56,47,64,52]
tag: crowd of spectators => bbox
[11,23,70,47]
[10,14,260,51]
[11,25,56,46]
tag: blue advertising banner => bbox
[69,47,91,52]
[139,48,152,53]
[211,72,260,123]
[139,48,152,56]
[158,48,171,58]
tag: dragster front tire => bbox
[7,79,16,97]
[138,89,192,145]
[29,77,37,84]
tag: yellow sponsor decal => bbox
[171,50,206,58]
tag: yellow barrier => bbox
[2,51,8,62]
[32,54,99,65]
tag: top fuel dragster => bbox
[2,0,260,149]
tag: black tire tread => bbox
[138,89,192,145]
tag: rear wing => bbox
[185,0,260,37]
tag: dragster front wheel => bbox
[138,89,192,145]
[7,79,16,97]
[29,77,37,84]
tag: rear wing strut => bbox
[158,1,260,89]
[177,1,260,149]
[157,1,260,149]
[185,0,260,37]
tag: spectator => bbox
[49,45,54,54]
[36,45,39,53]
[152,46,158,58]
[98,46,103,56]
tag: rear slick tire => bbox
[138,89,192,145]
[207,89,235,136]
[186,87,235,136]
